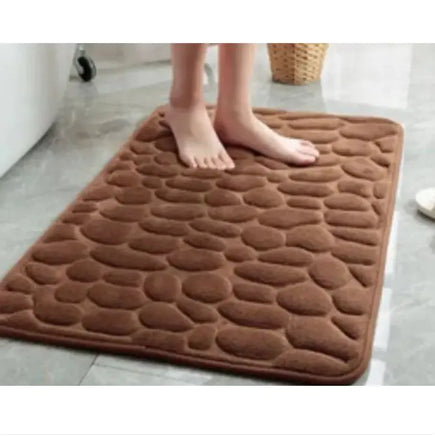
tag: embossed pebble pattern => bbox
[0,107,403,384]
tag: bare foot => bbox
[214,110,319,166]
[165,104,234,170]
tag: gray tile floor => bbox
[0,44,434,385]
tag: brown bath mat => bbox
[0,106,403,384]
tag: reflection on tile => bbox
[0,339,10,347]
[385,212,400,277]
[204,373,276,386]
[373,288,393,352]
[322,44,413,109]
[0,238,38,279]
[95,354,213,385]
[81,364,199,386]
[0,43,434,385]
[362,359,387,386]
[0,340,95,385]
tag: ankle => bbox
[168,94,205,112]
[215,105,254,126]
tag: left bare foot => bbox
[214,110,319,166]
[165,103,234,170]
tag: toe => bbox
[195,157,207,169]
[222,156,234,170]
[302,140,316,148]
[204,157,216,169]
[211,156,226,170]
[219,151,235,169]
[180,153,197,168]
[295,154,316,166]
[298,144,319,158]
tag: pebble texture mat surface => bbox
[0,107,403,384]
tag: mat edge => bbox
[0,107,405,385]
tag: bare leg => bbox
[214,44,319,165]
[166,44,234,169]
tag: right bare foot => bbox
[165,104,235,170]
[214,109,319,166]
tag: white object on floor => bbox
[0,43,75,178]
[416,187,435,220]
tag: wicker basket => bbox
[267,43,328,85]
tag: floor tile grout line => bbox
[77,353,99,386]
